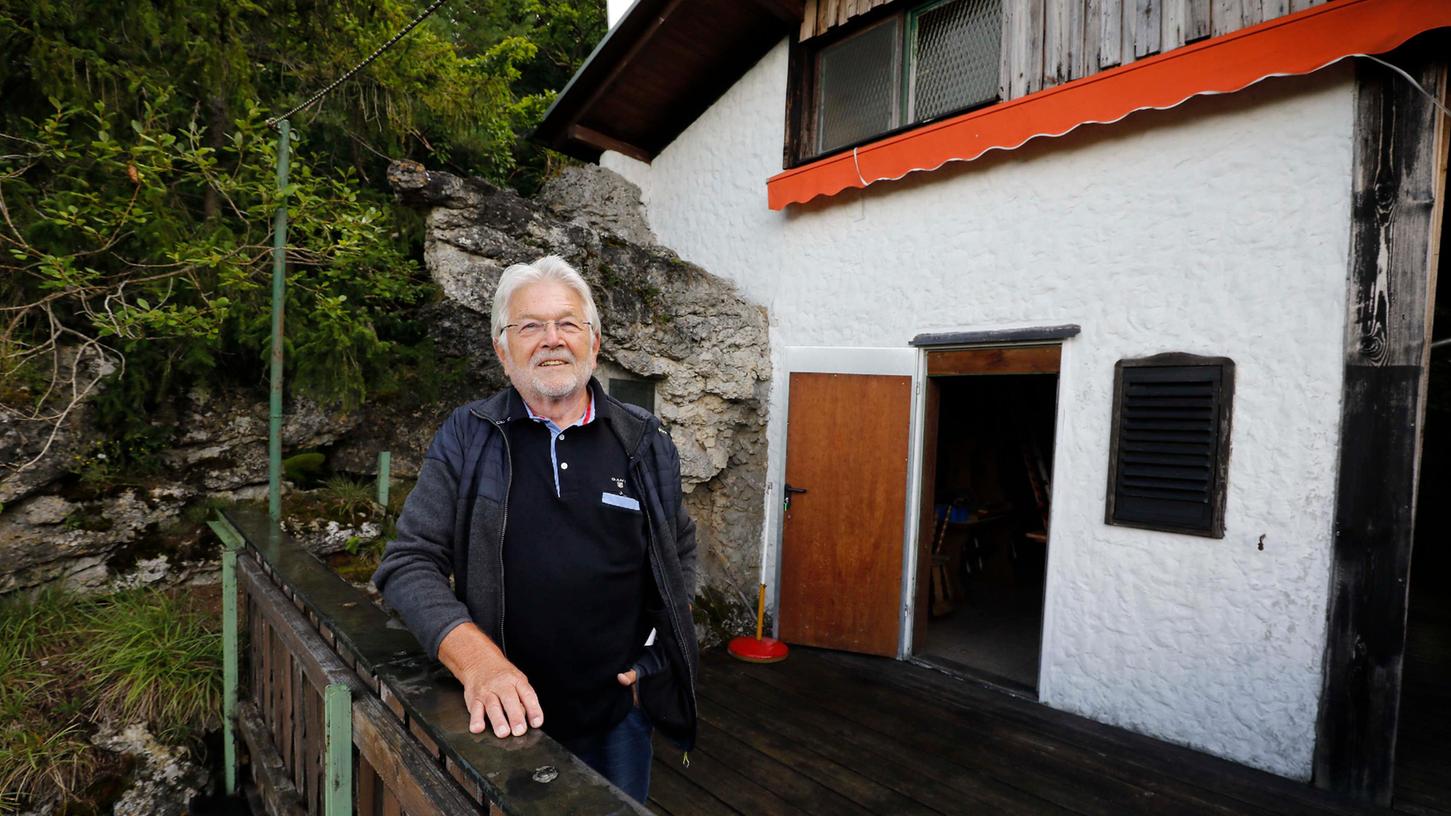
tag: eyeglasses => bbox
[500,319,592,339]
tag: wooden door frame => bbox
[770,347,920,654]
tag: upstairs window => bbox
[795,0,1002,163]
[1105,354,1235,538]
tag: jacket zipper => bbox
[472,408,512,656]
[633,456,697,743]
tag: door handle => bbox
[783,484,807,513]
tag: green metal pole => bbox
[376,450,391,509]
[269,119,291,523]
[324,683,353,815]
[208,517,245,796]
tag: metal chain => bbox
[266,0,450,128]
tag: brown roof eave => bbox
[533,0,801,163]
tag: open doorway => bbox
[1394,141,1450,813]
[912,346,1059,694]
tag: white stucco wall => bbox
[604,41,1354,780]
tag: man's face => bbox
[493,280,599,405]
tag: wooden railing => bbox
[211,508,647,815]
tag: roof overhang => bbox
[534,0,803,163]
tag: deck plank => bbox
[811,648,1392,816]
[747,650,1236,816]
[696,691,939,815]
[702,661,1069,815]
[648,758,735,816]
[649,647,1411,816]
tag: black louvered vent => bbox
[1106,355,1234,537]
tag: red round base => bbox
[727,636,789,663]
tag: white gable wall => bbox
[604,41,1354,780]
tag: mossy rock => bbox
[283,452,327,485]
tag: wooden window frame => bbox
[1104,352,1235,539]
[784,0,1002,169]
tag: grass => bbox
[315,475,415,585]
[319,475,381,521]
[79,591,222,742]
[0,587,221,813]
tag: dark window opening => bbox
[608,377,656,413]
[1105,354,1235,538]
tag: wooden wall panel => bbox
[1162,0,1188,51]
[1085,0,1119,70]
[1314,48,1448,804]
[1044,0,1071,85]
[1187,0,1211,41]
[1002,0,1048,97]
[999,0,1020,98]
[1025,0,1047,93]
[1132,0,1161,59]
[800,0,892,40]
[1211,0,1243,37]
[1259,0,1290,20]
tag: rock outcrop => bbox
[0,384,359,594]
[390,160,772,631]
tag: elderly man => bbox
[372,255,698,802]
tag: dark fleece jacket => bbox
[371,378,699,748]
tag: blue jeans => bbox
[560,707,653,802]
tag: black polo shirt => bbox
[500,392,651,739]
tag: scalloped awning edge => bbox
[766,0,1451,210]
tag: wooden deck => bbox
[649,647,1436,816]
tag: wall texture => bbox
[603,40,1355,779]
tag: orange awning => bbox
[766,0,1450,210]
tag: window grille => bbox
[816,18,901,155]
[801,0,1002,162]
[909,0,1001,123]
[1105,355,1234,537]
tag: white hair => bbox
[491,255,602,348]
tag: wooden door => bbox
[779,372,912,656]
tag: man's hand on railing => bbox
[437,622,545,739]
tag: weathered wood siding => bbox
[800,0,1329,101]
[1314,46,1448,805]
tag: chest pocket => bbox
[459,430,509,505]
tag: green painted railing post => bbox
[376,450,391,509]
[208,517,246,796]
[268,119,291,523]
[324,683,353,815]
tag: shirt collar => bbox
[522,388,594,429]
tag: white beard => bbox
[512,348,593,402]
